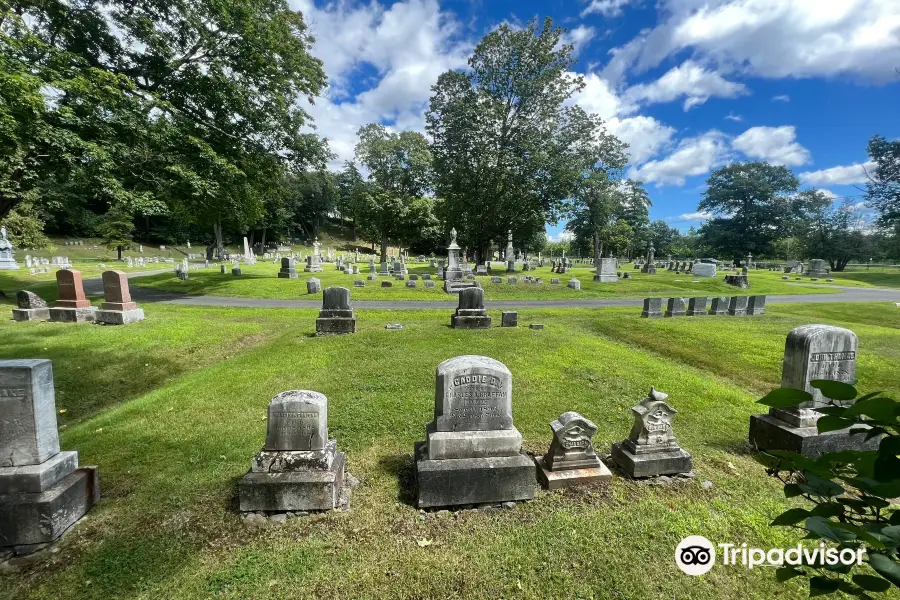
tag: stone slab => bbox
[610,442,692,478]
[238,452,345,512]
[450,315,492,329]
[0,466,100,548]
[748,413,880,458]
[48,307,96,323]
[425,426,523,460]
[95,308,145,325]
[315,317,357,335]
[534,456,611,490]
[11,308,50,322]
[0,451,78,494]
[501,311,518,327]
[0,360,59,467]
[414,443,535,508]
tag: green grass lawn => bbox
[127,261,883,301]
[1,301,898,599]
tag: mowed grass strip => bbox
[128,261,878,301]
[2,304,898,599]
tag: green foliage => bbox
[427,17,626,259]
[798,193,872,271]
[0,201,50,249]
[96,204,135,253]
[565,175,643,259]
[866,135,900,230]
[354,123,433,257]
[698,162,801,258]
[759,382,900,597]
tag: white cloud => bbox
[799,161,876,186]
[631,131,731,186]
[607,116,676,165]
[602,0,900,84]
[732,125,811,166]
[724,112,743,122]
[624,60,748,111]
[567,72,634,120]
[548,230,575,242]
[817,189,838,200]
[561,25,597,54]
[670,211,713,221]
[292,0,471,168]
[582,0,635,17]
[772,94,791,102]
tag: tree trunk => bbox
[351,218,357,241]
[117,245,123,261]
[380,234,388,263]
[593,231,602,266]
[260,225,267,251]
[213,222,224,259]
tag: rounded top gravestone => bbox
[322,286,351,310]
[433,356,513,432]
[782,324,858,407]
[264,390,328,452]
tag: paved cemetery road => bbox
[92,274,900,310]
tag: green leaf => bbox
[777,566,805,582]
[844,396,899,421]
[810,503,843,518]
[785,483,804,498]
[806,517,856,543]
[803,471,845,498]
[852,574,891,593]
[816,415,856,434]
[869,553,900,587]
[880,525,900,549]
[811,380,858,401]
[759,387,814,408]
[809,575,841,597]
[772,508,811,526]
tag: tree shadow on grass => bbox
[377,452,417,507]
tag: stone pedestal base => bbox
[49,307,96,323]
[12,308,50,322]
[96,308,145,325]
[278,272,298,279]
[641,267,657,275]
[444,281,479,295]
[535,456,612,490]
[414,442,535,508]
[749,414,880,457]
[304,267,323,273]
[238,452,346,512]
[425,425,523,460]
[367,274,379,280]
[0,451,79,494]
[316,317,357,335]
[610,442,692,478]
[451,314,492,329]
[593,275,618,283]
[0,467,100,551]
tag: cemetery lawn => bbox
[128,261,885,301]
[2,301,899,600]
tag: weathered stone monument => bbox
[641,245,657,275]
[415,356,535,508]
[315,287,357,335]
[691,262,716,278]
[238,390,347,512]
[727,296,748,316]
[450,287,491,329]
[747,295,766,315]
[505,230,516,273]
[594,257,618,283]
[749,325,878,456]
[96,271,145,325]
[641,298,663,318]
[665,297,686,317]
[724,274,749,289]
[708,297,730,316]
[611,387,692,478]
[12,291,50,322]
[808,259,828,277]
[278,257,298,279]
[48,270,96,323]
[304,238,323,272]
[535,412,611,489]
[501,311,518,327]
[443,228,465,287]
[306,277,321,294]
[0,360,100,553]
[686,297,708,317]
[0,226,20,270]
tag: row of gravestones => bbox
[0,323,869,553]
[12,270,145,325]
[641,296,766,318]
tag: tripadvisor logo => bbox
[675,536,866,575]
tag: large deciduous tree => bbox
[799,192,871,271]
[866,135,900,230]
[0,0,329,251]
[697,162,800,259]
[353,123,432,263]
[426,17,624,262]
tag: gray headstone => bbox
[433,356,513,432]
[16,291,47,310]
[306,278,321,294]
[322,287,351,310]
[0,360,60,467]
[641,298,662,318]
[458,287,484,311]
[264,390,327,452]
[501,311,518,327]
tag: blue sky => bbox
[293,0,900,240]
